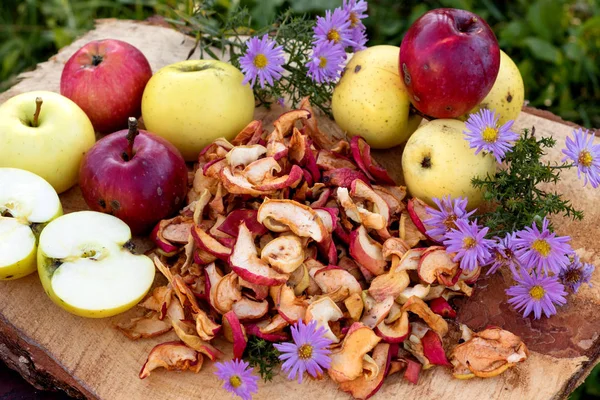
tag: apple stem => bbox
[32,97,43,127]
[409,105,434,121]
[124,117,139,161]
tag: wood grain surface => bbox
[0,19,599,400]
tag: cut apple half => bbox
[0,168,62,280]
[37,211,155,318]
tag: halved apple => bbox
[0,168,62,280]
[37,211,155,318]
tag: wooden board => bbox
[1,19,599,400]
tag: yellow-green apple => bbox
[0,168,62,280]
[141,60,254,161]
[399,8,500,118]
[332,45,421,149]
[60,39,152,133]
[79,118,188,235]
[462,50,525,124]
[401,119,496,209]
[37,211,155,318]
[0,91,95,193]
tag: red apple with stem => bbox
[61,39,152,133]
[79,118,188,235]
[399,8,500,118]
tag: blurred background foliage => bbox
[1,0,599,127]
[0,0,599,396]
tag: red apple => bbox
[399,8,500,118]
[61,39,152,133]
[79,118,188,234]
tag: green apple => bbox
[462,50,525,125]
[332,45,422,149]
[37,211,155,318]
[141,60,255,161]
[0,91,96,194]
[0,168,62,280]
[401,119,496,210]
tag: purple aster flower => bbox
[506,270,567,319]
[214,359,259,400]
[424,195,475,242]
[239,35,285,88]
[464,109,520,163]
[273,320,332,383]
[443,218,494,272]
[513,217,573,275]
[487,232,520,275]
[350,26,368,51]
[558,254,595,293]
[306,41,346,84]
[313,8,356,48]
[343,0,368,28]
[561,128,600,188]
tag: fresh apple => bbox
[37,211,155,318]
[399,8,500,118]
[0,168,62,280]
[141,60,254,161]
[79,118,188,235]
[0,91,95,193]
[401,119,496,209]
[60,39,152,133]
[462,50,525,124]
[332,45,422,149]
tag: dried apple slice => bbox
[222,311,248,359]
[226,144,267,169]
[417,247,459,285]
[305,297,343,342]
[254,165,304,192]
[138,286,172,319]
[316,150,357,171]
[229,223,288,286]
[245,322,289,342]
[221,167,271,196]
[232,296,269,320]
[375,310,410,343]
[274,284,307,323]
[328,322,381,383]
[339,343,391,400]
[450,327,529,379]
[399,212,426,247]
[349,226,386,276]
[407,198,443,243]
[351,179,390,227]
[232,120,263,146]
[323,168,370,188]
[139,341,199,379]
[402,296,448,337]
[311,265,362,300]
[257,199,328,242]
[116,311,172,340]
[193,310,221,341]
[242,157,282,185]
[421,329,451,366]
[459,265,481,285]
[403,358,422,384]
[171,319,223,361]
[260,235,304,274]
[368,270,410,302]
[429,297,457,319]
[344,293,364,322]
[361,292,394,329]
[214,272,242,314]
[219,209,267,237]
[191,225,231,261]
[396,284,431,304]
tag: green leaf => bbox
[525,0,565,42]
[522,37,563,64]
[289,0,338,13]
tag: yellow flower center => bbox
[253,54,268,69]
[327,29,341,43]
[578,150,593,167]
[318,56,328,68]
[529,285,546,300]
[463,237,477,249]
[229,375,242,388]
[532,239,551,257]
[298,344,313,360]
[482,127,499,143]
[349,12,359,27]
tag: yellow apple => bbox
[332,45,422,149]
[401,119,496,210]
[0,168,62,280]
[0,91,95,194]
[463,50,525,125]
[141,60,255,161]
[37,211,155,318]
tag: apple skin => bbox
[60,39,152,133]
[399,8,500,118]
[0,91,95,194]
[332,45,422,149]
[401,119,496,210]
[79,124,188,235]
[141,60,255,161]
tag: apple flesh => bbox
[0,91,95,193]
[37,211,155,318]
[79,118,188,235]
[0,168,62,280]
[399,8,500,118]
[60,39,152,133]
